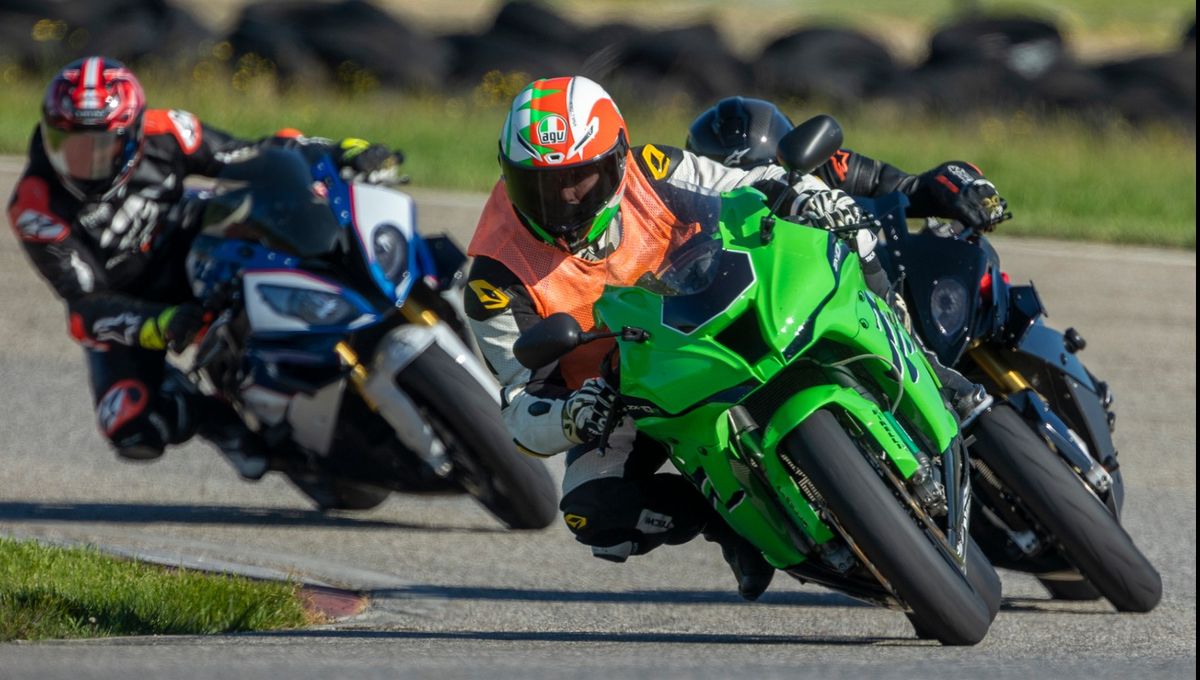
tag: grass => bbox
[0,536,312,641]
[0,69,1193,248]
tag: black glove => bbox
[139,303,206,353]
[923,161,1009,231]
[336,138,405,185]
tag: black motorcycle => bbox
[861,192,1161,612]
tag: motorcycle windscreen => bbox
[200,148,342,258]
[900,230,991,366]
[617,184,754,333]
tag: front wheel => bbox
[395,343,558,530]
[909,538,1002,638]
[784,409,993,645]
[970,404,1161,612]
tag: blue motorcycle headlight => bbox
[373,224,408,283]
[259,285,359,326]
[931,278,969,336]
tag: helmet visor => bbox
[41,124,133,183]
[502,138,627,237]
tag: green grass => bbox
[0,536,312,641]
[0,70,1193,248]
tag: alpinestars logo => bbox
[723,148,750,166]
[92,312,142,345]
[537,115,568,145]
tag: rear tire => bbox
[971,404,1161,612]
[784,409,993,645]
[395,343,558,530]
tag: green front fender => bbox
[759,384,922,480]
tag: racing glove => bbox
[139,303,206,352]
[561,377,617,445]
[336,138,406,185]
[752,180,865,231]
[922,161,1009,231]
[798,188,867,231]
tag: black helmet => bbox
[686,96,794,168]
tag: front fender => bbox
[760,384,921,479]
[371,321,500,405]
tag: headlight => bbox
[372,224,408,283]
[931,278,969,336]
[259,285,359,326]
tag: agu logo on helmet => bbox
[537,115,568,145]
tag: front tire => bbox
[971,404,1161,612]
[784,409,993,645]
[395,343,558,530]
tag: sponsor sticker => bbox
[536,115,568,145]
[15,210,67,243]
[469,279,510,311]
[97,379,148,436]
[641,144,670,180]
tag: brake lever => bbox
[597,396,625,454]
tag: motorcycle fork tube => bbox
[400,296,439,327]
[968,345,1032,395]
[334,341,377,411]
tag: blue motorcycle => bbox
[864,192,1160,611]
[183,146,556,529]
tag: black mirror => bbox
[514,312,584,369]
[776,115,844,175]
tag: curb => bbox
[1,531,370,623]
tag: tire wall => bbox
[1,1,1193,127]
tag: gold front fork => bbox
[333,298,442,410]
[334,340,377,410]
[967,345,1032,396]
[399,297,439,327]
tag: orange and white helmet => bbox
[498,76,629,251]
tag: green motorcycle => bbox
[515,117,999,645]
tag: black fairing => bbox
[858,192,997,366]
[862,192,1117,467]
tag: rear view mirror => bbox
[514,313,584,369]
[776,115,845,175]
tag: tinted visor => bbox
[501,135,627,237]
[41,123,135,183]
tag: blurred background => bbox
[0,0,1195,246]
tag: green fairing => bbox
[592,187,960,567]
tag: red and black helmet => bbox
[40,56,147,201]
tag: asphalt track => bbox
[0,159,1194,678]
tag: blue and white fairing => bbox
[186,149,436,337]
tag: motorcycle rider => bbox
[687,96,1008,416]
[7,56,404,479]
[686,96,1009,236]
[464,75,889,601]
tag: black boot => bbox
[195,398,270,481]
[703,520,774,601]
[163,369,270,480]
